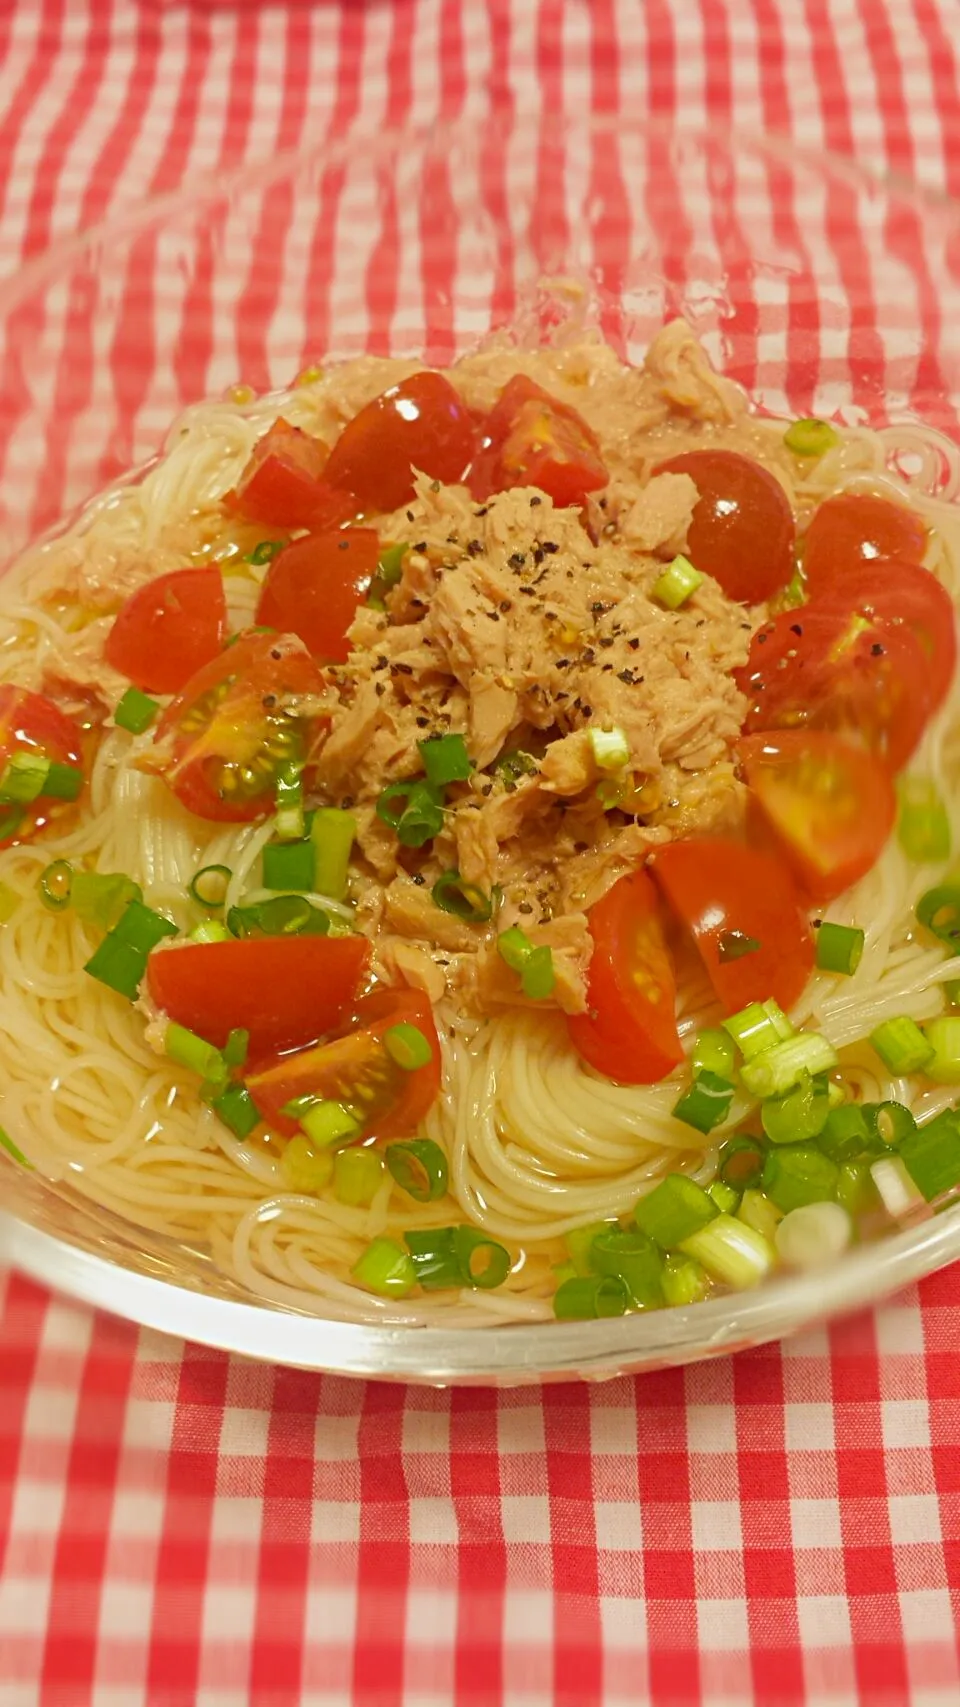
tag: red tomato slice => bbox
[225,418,356,533]
[737,731,897,904]
[255,528,380,663]
[653,449,795,603]
[735,603,933,773]
[0,686,84,848]
[152,631,328,821]
[323,373,475,515]
[104,569,226,694]
[469,374,609,509]
[246,987,441,1141]
[147,933,370,1057]
[802,492,927,596]
[648,837,815,1014]
[566,869,683,1085]
[812,560,956,711]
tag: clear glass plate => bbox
[2,119,960,1383]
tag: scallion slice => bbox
[862,1100,916,1149]
[0,751,50,804]
[114,687,160,734]
[494,749,538,790]
[375,779,445,848]
[775,1201,852,1269]
[432,869,493,923]
[418,733,471,787]
[274,761,305,842]
[590,1228,664,1308]
[496,925,532,972]
[717,1135,767,1190]
[83,900,176,1000]
[227,895,330,938]
[634,1174,718,1249]
[72,871,143,930]
[404,1226,463,1290]
[737,1188,783,1244]
[870,1154,925,1218]
[916,882,960,948]
[334,1147,384,1207]
[672,1071,735,1135]
[740,1032,838,1100]
[816,922,865,976]
[248,538,286,566]
[691,1027,735,1080]
[661,1254,710,1306]
[897,776,951,864]
[897,1109,960,1202]
[818,1103,871,1163]
[223,1028,250,1068]
[310,807,356,901]
[679,1213,774,1288]
[351,1237,416,1297]
[188,864,232,909]
[563,1220,614,1277]
[454,1226,511,1290]
[190,919,230,944]
[651,553,704,610]
[38,859,73,911]
[0,805,24,841]
[589,725,630,772]
[521,945,555,1000]
[383,1022,433,1072]
[299,1100,361,1150]
[280,1134,335,1192]
[708,1180,741,1215]
[377,541,407,585]
[760,1072,831,1145]
[836,1156,882,1218]
[164,1021,227,1087]
[783,417,840,457]
[262,840,314,893]
[922,1016,960,1084]
[212,1082,261,1139]
[869,1015,935,1076]
[722,998,794,1060]
[385,1137,448,1202]
[761,1143,839,1213]
[553,1275,629,1320]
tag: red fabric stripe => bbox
[543,1386,604,1707]
[636,1372,700,1705]
[0,0,66,233]
[0,1277,50,1582]
[248,1368,316,1701]
[451,1389,507,1703]
[351,1384,410,1705]
[733,1350,806,1703]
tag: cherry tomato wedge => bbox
[225,418,355,533]
[246,987,441,1141]
[255,528,380,663]
[0,686,84,849]
[151,631,328,822]
[735,603,933,774]
[323,373,475,515]
[648,837,815,1014]
[469,374,609,510]
[802,492,927,596]
[147,933,370,1057]
[811,560,956,711]
[737,731,897,904]
[566,869,683,1085]
[104,569,226,695]
[653,449,795,603]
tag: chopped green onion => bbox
[377,541,407,585]
[717,929,760,964]
[898,1109,960,1201]
[760,1072,831,1145]
[111,899,177,952]
[496,925,532,972]
[39,859,73,911]
[862,1100,916,1149]
[784,417,840,457]
[922,1016,960,1084]
[552,1260,577,1286]
[520,945,555,1001]
[737,1188,783,1243]
[190,919,230,944]
[351,1236,416,1298]
[494,749,538,790]
[44,761,84,801]
[262,840,314,893]
[114,687,160,734]
[0,805,24,841]
[334,1147,385,1207]
[775,1201,851,1269]
[228,896,329,938]
[869,1015,935,1076]
[652,553,704,610]
[589,725,630,772]
[0,1125,29,1167]
[717,1135,766,1190]
[836,1156,882,1219]
[0,881,18,923]
[870,1154,926,1219]
[164,1021,227,1087]
[897,777,951,863]
[0,751,50,803]
[553,1275,629,1319]
[431,869,493,923]
[691,1027,735,1080]
[679,1214,774,1289]
[223,1028,249,1068]
[761,1143,839,1213]
[84,900,176,1000]
[310,807,356,901]
[708,1180,741,1215]
[722,998,794,1060]
[454,1226,511,1290]
[816,922,865,976]
[72,871,143,930]
[418,733,471,787]
[299,1100,361,1150]
[563,1220,614,1276]
[661,1254,710,1306]
[385,1137,448,1202]
[740,1032,838,1100]
[248,538,286,566]
[818,1102,871,1163]
[916,883,960,948]
[671,1071,735,1134]
[634,1174,718,1248]
[590,1228,664,1307]
[274,761,305,842]
[376,779,445,848]
[212,1082,261,1139]
[280,1134,335,1192]
[404,1227,463,1290]
[188,864,232,909]
[944,979,960,1008]
[384,1023,433,1072]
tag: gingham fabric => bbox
[2,3,960,1703]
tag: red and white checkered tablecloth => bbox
[2,3,960,1702]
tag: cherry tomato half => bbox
[147,933,370,1057]
[735,603,933,774]
[0,686,84,849]
[225,418,356,533]
[566,868,683,1084]
[648,837,815,1014]
[802,492,927,597]
[469,374,609,510]
[737,730,897,904]
[152,631,328,822]
[323,372,475,515]
[812,560,957,711]
[246,987,441,1141]
[654,449,795,603]
[255,528,380,663]
[104,569,226,695]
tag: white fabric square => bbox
[498,1404,546,1457]
[217,1404,270,1458]
[589,1406,639,1455]
[209,1495,264,1545]
[900,1588,955,1643]
[876,1302,926,1356]
[40,1300,93,1355]
[314,1413,361,1462]
[123,1398,175,1450]
[402,1404,450,1456]
[311,1500,360,1545]
[594,1499,642,1552]
[201,1582,258,1645]
[696,1595,750,1652]
[0,1570,52,1637]
[408,1496,460,1545]
[790,1497,843,1552]
[405,1587,457,1649]
[501,1493,552,1545]
[882,1400,933,1452]
[98,1579,154,1641]
[502,1589,553,1646]
[8,1478,64,1538]
[796,1595,852,1650]
[600,1594,646,1652]
[22,1383,78,1440]
[110,1488,166,1541]
[686,1400,737,1455]
[303,1586,356,1645]
[785,1401,836,1453]
[889,1494,943,1548]
[691,1499,743,1554]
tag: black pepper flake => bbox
[518,901,534,914]
[390,661,414,676]
[574,840,589,853]
[601,663,613,672]
[337,538,350,551]
[467,539,483,557]
[430,479,440,492]
[415,716,430,728]
[509,552,526,568]
[756,630,769,644]
[481,783,493,797]
[617,668,636,685]
[410,597,424,609]
[541,541,558,554]
[373,654,389,671]
[789,622,803,637]
[499,600,512,613]
[374,682,385,697]
[591,601,611,615]
[581,705,593,718]
[412,872,425,886]
[555,659,570,669]
[529,496,542,507]
[572,697,582,710]
[406,509,416,522]
[532,545,545,566]
[262,694,277,710]
[598,637,615,649]
[628,637,640,651]
[871,641,885,656]
[518,585,536,596]
[413,541,426,553]
[486,610,501,622]
[475,506,488,517]
[581,648,596,664]
[556,690,569,700]
[341,796,355,811]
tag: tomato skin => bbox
[0,686,84,848]
[737,731,896,904]
[735,603,932,774]
[147,934,370,1057]
[246,987,441,1141]
[153,631,328,822]
[812,560,956,711]
[323,373,475,515]
[566,870,683,1085]
[104,569,227,694]
[469,375,609,509]
[648,837,815,1014]
[225,418,355,532]
[802,493,927,596]
[653,449,795,603]
[255,528,380,663]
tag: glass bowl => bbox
[3,119,960,1384]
